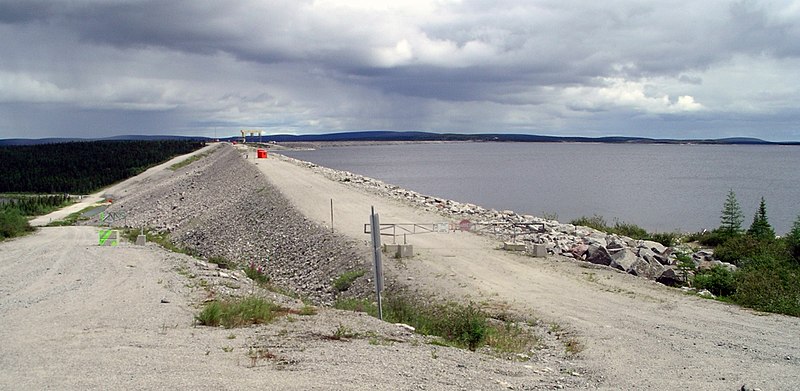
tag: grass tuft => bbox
[196,296,287,328]
[168,150,213,171]
[333,270,365,292]
[485,322,541,354]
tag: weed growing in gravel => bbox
[564,337,584,356]
[383,296,488,351]
[365,331,393,346]
[485,322,541,355]
[337,294,540,354]
[332,269,365,292]
[334,297,378,315]
[548,322,584,357]
[331,324,357,339]
[299,305,317,315]
[245,261,270,285]
[196,297,287,328]
[247,346,276,368]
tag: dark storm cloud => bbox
[0,0,798,140]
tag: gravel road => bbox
[4,143,798,390]
[252,148,800,390]
[1,145,596,390]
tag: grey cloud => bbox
[0,0,798,140]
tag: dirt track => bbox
[250,151,800,390]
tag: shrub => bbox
[732,256,800,317]
[675,252,696,285]
[685,229,728,247]
[713,236,788,266]
[693,266,736,297]
[612,221,648,240]
[648,231,677,247]
[786,215,800,263]
[0,207,34,240]
[570,215,607,232]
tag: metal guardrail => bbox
[364,220,546,243]
[363,222,451,243]
[99,211,126,225]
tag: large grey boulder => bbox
[638,248,658,265]
[586,245,613,266]
[609,248,638,272]
[654,247,674,266]
[627,257,666,280]
[656,268,683,287]
[640,240,667,255]
[585,234,608,248]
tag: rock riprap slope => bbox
[106,144,371,303]
[278,154,734,288]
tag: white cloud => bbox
[561,77,705,114]
[0,71,71,103]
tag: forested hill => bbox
[0,140,205,194]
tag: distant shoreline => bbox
[3,131,798,146]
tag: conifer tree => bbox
[719,189,744,237]
[747,197,775,240]
[787,215,800,262]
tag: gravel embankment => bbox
[90,143,600,389]
[106,144,373,304]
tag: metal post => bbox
[370,206,384,321]
[330,199,334,233]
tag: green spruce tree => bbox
[787,214,800,262]
[719,189,744,237]
[747,197,775,240]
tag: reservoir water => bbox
[282,143,800,235]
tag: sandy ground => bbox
[248,151,800,390]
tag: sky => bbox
[0,0,799,141]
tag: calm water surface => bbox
[282,143,800,234]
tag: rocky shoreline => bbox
[273,152,735,290]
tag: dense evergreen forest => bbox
[0,140,205,193]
